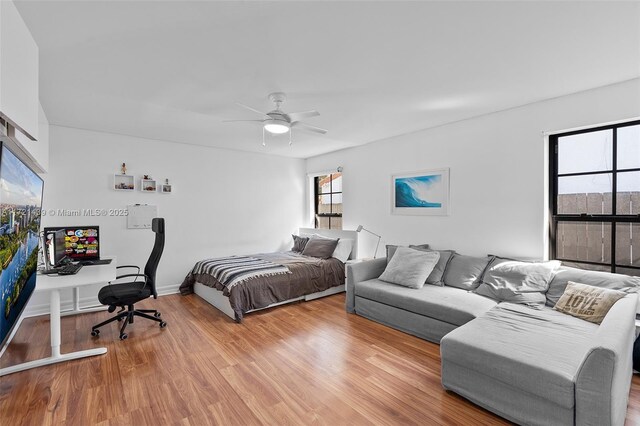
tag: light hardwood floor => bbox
[1,293,640,425]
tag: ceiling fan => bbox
[223,92,327,146]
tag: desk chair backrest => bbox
[144,218,165,298]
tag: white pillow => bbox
[332,238,353,262]
[310,233,330,239]
[475,259,561,306]
[379,247,440,289]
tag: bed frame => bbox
[194,228,358,321]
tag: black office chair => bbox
[91,218,166,340]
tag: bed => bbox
[179,228,358,322]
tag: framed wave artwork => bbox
[391,168,450,216]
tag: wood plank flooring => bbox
[2,293,640,425]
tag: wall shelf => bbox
[141,179,157,192]
[114,174,135,191]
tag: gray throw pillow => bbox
[475,259,561,307]
[301,237,339,259]
[408,246,454,286]
[379,247,440,289]
[291,235,309,253]
[386,244,429,261]
[546,266,640,307]
[443,254,493,290]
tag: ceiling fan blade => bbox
[287,110,320,120]
[236,102,270,118]
[291,121,327,134]
[222,119,264,123]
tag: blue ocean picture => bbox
[395,174,442,208]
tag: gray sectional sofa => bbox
[346,253,640,426]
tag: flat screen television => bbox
[0,142,44,348]
[44,226,100,262]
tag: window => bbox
[314,172,342,229]
[549,120,640,276]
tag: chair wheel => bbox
[119,333,128,340]
[91,329,100,337]
[154,312,161,318]
[159,321,167,328]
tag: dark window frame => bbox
[549,119,640,273]
[314,173,342,229]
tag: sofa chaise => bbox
[346,250,639,426]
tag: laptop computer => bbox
[43,226,112,266]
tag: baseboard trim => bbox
[24,301,77,318]
[157,284,180,296]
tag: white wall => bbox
[26,126,306,315]
[306,79,640,259]
[13,103,50,171]
[0,0,39,140]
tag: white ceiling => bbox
[15,1,640,159]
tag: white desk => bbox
[0,259,117,376]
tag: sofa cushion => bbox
[554,281,626,324]
[379,247,440,289]
[355,278,497,326]
[546,266,640,307]
[386,244,429,261]
[443,254,493,290]
[441,303,597,409]
[411,247,455,286]
[475,259,560,307]
[386,244,452,286]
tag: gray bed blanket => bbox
[180,251,345,322]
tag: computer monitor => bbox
[44,226,100,261]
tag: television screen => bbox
[44,226,100,261]
[0,142,44,347]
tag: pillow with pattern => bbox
[554,281,626,324]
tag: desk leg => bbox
[73,287,80,312]
[59,286,107,317]
[0,289,107,376]
[51,289,61,357]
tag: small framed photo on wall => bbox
[391,168,450,216]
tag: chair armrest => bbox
[346,258,387,313]
[575,293,637,426]
[117,265,140,272]
[110,273,148,284]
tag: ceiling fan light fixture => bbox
[263,119,290,134]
